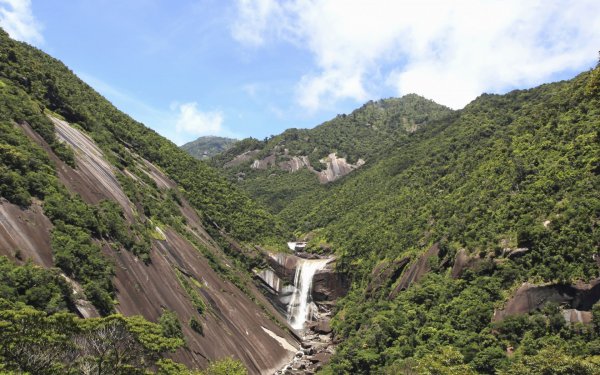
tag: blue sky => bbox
[1,0,599,145]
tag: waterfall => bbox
[287,258,329,331]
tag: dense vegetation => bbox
[0,28,285,243]
[195,55,600,373]
[209,95,453,217]
[2,20,599,374]
[0,28,261,373]
[181,136,238,160]
[0,258,247,374]
[278,68,599,373]
[213,94,452,168]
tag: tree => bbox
[203,358,247,375]
[159,309,184,340]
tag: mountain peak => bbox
[180,136,238,160]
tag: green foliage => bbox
[0,78,74,169]
[270,70,599,283]
[412,346,478,375]
[0,257,72,313]
[50,222,114,314]
[0,120,56,206]
[0,29,286,244]
[181,136,238,160]
[498,347,600,375]
[202,357,247,375]
[314,70,600,373]
[156,359,202,375]
[189,317,203,335]
[159,309,184,340]
[175,269,207,316]
[0,298,186,374]
[212,95,453,220]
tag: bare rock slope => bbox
[4,117,299,374]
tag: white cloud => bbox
[232,0,600,110]
[173,102,224,137]
[79,73,234,145]
[231,0,282,46]
[0,0,43,44]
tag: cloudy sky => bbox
[1,0,599,145]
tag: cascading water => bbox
[287,258,329,331]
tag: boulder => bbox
[266,253,300,284]
[493,279,600,322]
[562,309,593,325]
[451,248,483,278]
[365,257,410,298]
[312,320,332,334]
[308,352,332,364]
[388,243,440,299]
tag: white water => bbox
[287,258,329,331]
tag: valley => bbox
[1,11,600,375]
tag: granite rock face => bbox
[493,279,600,323]
[313,264,350,302]
[388,243,440,299]
[365,257,411,298]
[7,118,300,374]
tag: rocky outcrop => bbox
[279,156,310,172]
[277,303,336,374]
[223,149,260,168]
[451,248,485,278]
[562,309,593,325]
[316,153,365,183]
[313,262,350,302]
[365,257,410,298]
[263,252,348,301]
[14,118,300,374]
[493,279,600,323]
[0,199,53,268]
[50,118,135,220]
[258,251,346,374]
[266,252,301,284]
[239,150,365,183]
[251,154,277,169]
[388,243,440,299]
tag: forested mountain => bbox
[181,136,238,160]
[2,18,600,375]
[0,28,297,374]
[211,95,453,214]
[284,68,600,373]
[209,60,600,373]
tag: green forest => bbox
[207,60,600,373]
[181,136,238,160]
[1,14,600,374]
[297,67,600,373]
[0,28,255,374]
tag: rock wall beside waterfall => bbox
[313,263,350,302]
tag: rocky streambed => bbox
[277,310,337,374]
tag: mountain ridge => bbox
[181,136,238,160]
[209,94,453,215]
[0,27,297,374]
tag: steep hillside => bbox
[181,136,238,160]
[0,29,298,374]
[211,95,453,214]
[294,69,600,373]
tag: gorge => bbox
[1,14,600,375]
